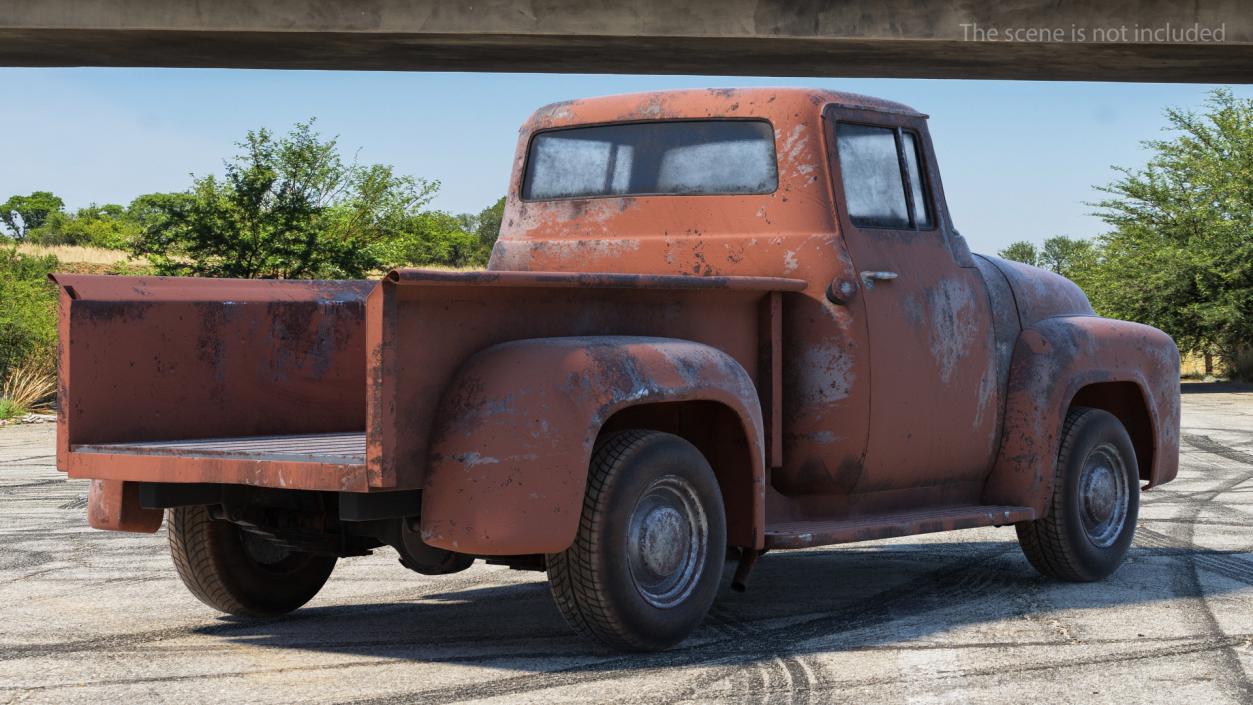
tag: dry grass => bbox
[17,243,134,266]
[1,360,57,414]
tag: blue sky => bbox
[0,68,1247,255]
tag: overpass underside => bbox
[1,1,1249,82]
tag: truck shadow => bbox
[193,535,1252,685]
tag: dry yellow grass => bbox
[16,243,135,266]
[1,360,56,413]
[1181,351,1232,379]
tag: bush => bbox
[28,204,139,250]
[372,211,489,269]
[0,246,59,378]
[0,359,56,414]
[0,398,23,421]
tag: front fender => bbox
[420,336,766,555]
[982,316,1181,514]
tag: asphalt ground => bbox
[1,384,1251,704]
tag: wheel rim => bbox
[1078,442,1130,548]
[240,529,297,569]
[626,474,709,609]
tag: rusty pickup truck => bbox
[51,88,1180,651]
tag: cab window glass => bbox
[836,124,909,228]
[836,122,934,230]
[523,120,777,200]
[901,131,932,229]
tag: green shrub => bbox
[0,398,23,421]
[0,246,59,378]
[371,211,489,269]
[28,204,139,250]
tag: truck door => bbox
[824,106,1000,499]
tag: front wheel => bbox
[1017,407,1140,582]
[547,430,727,651]
[168,505,337,617]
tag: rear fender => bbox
[420,336,766,555]
[982,316,1181,514]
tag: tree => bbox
[130,120,438,279]
[0,246,58,377]
[1,191,65,241]
[1089,89,1253,376]
[998,240,1039,266]
[372,211,483,269]
[474,196,506,252]
[1038,236,1097,279]
[28,203,141,249]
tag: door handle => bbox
[859,271,898,290]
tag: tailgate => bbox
[50,274,374,492]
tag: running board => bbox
[764,505,1036,550]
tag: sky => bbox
[0,68,1247,255]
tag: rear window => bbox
[522,120,778,200]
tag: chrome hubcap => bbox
[1078,443,1129,548]
[626,475,708,608]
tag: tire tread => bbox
[548,430,654,649]
[1017,406,1132,582]
[168,505,251,615]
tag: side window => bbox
[836,124,909,228]
[901,132,932,229]
[836,122,933,230]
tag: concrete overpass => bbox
[1,1,1249,82]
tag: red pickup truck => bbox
[52,88,1180,651]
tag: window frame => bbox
[518,117,780,202]
[832,120,935,232]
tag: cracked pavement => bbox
[1,384,1251,704]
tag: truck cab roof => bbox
[492,87,935,274]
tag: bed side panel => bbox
[368,280,775,490]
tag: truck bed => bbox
[74,432,366,466]
[50,269,803,495]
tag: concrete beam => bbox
[1,1,1250,82]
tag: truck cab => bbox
[52,88,1180,652]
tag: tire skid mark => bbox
[1137,528,1253,586]
[349,547,1016,705]
[0,646,641,696]
[702,605,801,705]
[758,633,1253,696]
[1150,432,1253,702]
[0,575,552,662]
[1183,434,1253,466]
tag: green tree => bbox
[130,121,438,279]
[998,240,1039,266]
[474,196,506,252]
[1038,236,1097,279]
[28,203,141,249]
[1,191,65,241]
[0,246,58,377]
[1089,88,1253,376]
[372,211,483,269]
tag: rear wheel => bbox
[1017,407,1139,582]
[547,430,727,651]
[168,505,337,617]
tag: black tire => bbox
[1017,407,1140,582]
[168,505,337,617]
[547,430,727,651]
